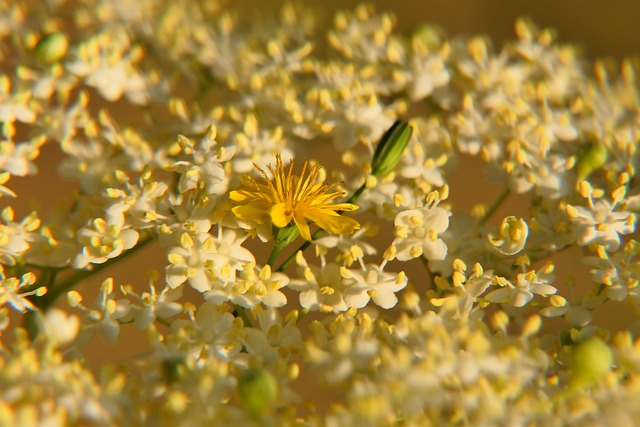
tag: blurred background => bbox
[6,0,640,366]
[231,0,640,58]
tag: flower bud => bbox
[274,222,300,249]
[575,143,607,183]
[570,336,613,390]
[412,24,445,50]
[34,32,69,64]
[371,120,413,177]
[237,369,279,417]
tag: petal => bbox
[484,287,511,303]
[263,290,287,307]
[509,289,533,307]
[166,265,187,288]
[306,210,360,235]
[294,213,312,241]
[270,202,293,228]
[344,289,370,308]
[299,289,319,310]
[372,289,398,309]
[120,229,139,250]
[232,204,269,222]
[530,284,557,296]
[188,269,211,293]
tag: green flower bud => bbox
[34,32,69,64]
[237,369,279,417]
[570,336,613,389]
[274,222,301,249]
[371,120,413,178]
[412,24,445,49]
[575,142,607,182]
[162,355,187,383]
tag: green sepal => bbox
[371,120,413,177]
[274,222,300,249]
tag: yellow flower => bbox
[230,154,360,241]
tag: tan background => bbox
[6,0,640,364]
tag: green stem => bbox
[267,244,284,268]
[31,234,156,312]
[233,304,253,327]
[276,181,368,272]
[478,187,511,225]
[346,182,367,205]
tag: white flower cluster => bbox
[1,0,640,425]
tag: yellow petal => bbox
[330,203,359,212]
[294,212,312,241]
[229,190,250,202]
[270,202,292,228]
[307,210,360,235]
[232,204,268,222]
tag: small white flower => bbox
[399,117,450,189]
[487,216,529,256]
[342,262,407,309]
[566,187,636,252]
[406,37,450,101]
[70,278,131,344]
[485,264,557,307]
[0,74,37,124]
[0,208,40,266]
[166,228,254,293]
[0,125,46,177]
[73,216,139,269]
[540,292,601,327]
[289,254,348,313]
[431,262,494,319]
[67,30,151,105]
[121,279,183,330]
[165,127,235,196]
[206,263,288,308]
[392,203,450,262]
[0,270,42,312]
[331,99,394,151]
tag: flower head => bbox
[229,154,360,241]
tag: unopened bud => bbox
[371,120,413,177]
[570,336,613,390]
[34,32,69,64]
[575,143,607,182]
[237,369,279,417]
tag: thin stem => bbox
[233,304,253,327]
[346,181,367,205]
[156,316,172,327]
[478,187,511,225]
[31,234,156,312]
[267,244,284,268]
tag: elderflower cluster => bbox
[2,0,640,425]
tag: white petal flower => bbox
[73,217,139,269]
[393,204,450,262]
[487,216,529,256]
[567,192,636,252]
[485,265,557,307]
[342,263,407,309]
[289,258,348,313]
